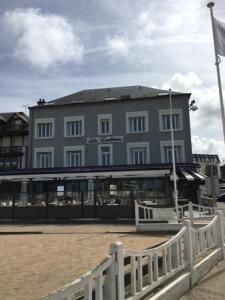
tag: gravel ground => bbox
[0,224,170,300]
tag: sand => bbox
[0,224,170,300]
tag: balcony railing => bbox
[1,123,28,130]
[0,146,24,156]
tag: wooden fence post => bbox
[216,210,225,259]
[104,244,117,300]
[110,242,125,300]
[183,219,194,287]
[135,200,139,229]
[188,201,193,225]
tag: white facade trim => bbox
[34,147,54,168]
[160,140,185,163]
[64,116,84,137]
[63,145,85,167]
[126,111,149,133]
[34,118,55,139]
[159,109,183,132]
[98,144,113,166]
[127,142,150,164]
[97,113,112,135]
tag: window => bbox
[64,146,84,167]
[64,116,84,137]
[34,147,54,168]
[127,142,150,165]
[66,150,82,167]
[13,119,22,129]
[159,109,183,131]
[98,144,112,166]
[35,118,55,139]
[126,111,148,133]
[98,114,112,135]
[160,140,185,163]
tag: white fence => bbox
[135,201,218,227]
[43,209,225,300]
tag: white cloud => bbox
[162,72,225,161]
[107,34,130,57]
[137,12,157,36]
[162,72,202,92]
[192,135,225,162]
[2,8,84,70]
[162,72,223,130]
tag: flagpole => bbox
[207,2,225,146]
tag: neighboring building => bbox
[0,112,29,169]
[192,154,220,178]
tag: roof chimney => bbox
[37,98,46,105]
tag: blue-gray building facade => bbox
[28,86,193,169]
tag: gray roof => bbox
[0,112,29,123]
[33,85,189,107]
[193,154,220,163]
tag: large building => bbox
[0,86,204,220]
[29,86,193,168]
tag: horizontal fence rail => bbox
[37,199,225,300]
[135,201,221,227]
[43,209,225,300]
[123,226,187,299]
[43,253,115,300]
[192,215,218,258]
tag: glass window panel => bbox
[162,113,180,130]
[37,123,52,138]
[130,147,146,164]
[66,150,82,167]
[100,119,110,134]
[37,152,52,168]
[101,146,111,166]
[163,145,182,163]
[66,120,82,136]
[129,116,146,133]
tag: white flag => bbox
[214,17,225,57]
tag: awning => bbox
[191,171,206,181]
[170,170,206,182]
[0,169,171,182]
[181,170,195,181]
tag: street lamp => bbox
[169,91,198,219]
[189,100,198,111]
[169,89,179,218]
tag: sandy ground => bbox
[0,224,170,300]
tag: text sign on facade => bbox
[87,136,123,144]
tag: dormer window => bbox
[13,119,22,129]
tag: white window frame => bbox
[127,142,150,165]
[34,147,54,168]
[64,145,85,167]
[126,111,149,134]
[98,114,112,135]
[159,109,183,132]
[64,116,84,137]
[35,118,55,139]
[160,140,185,163]
[98,144,113,166]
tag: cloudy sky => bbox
[0,0,225,161]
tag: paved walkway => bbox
[180,257,225,299]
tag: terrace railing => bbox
[42,210,225,300]
[135,201,218,227]
[123,226,187,299]
[44,247,117,300]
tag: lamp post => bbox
[169,89,179,218]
